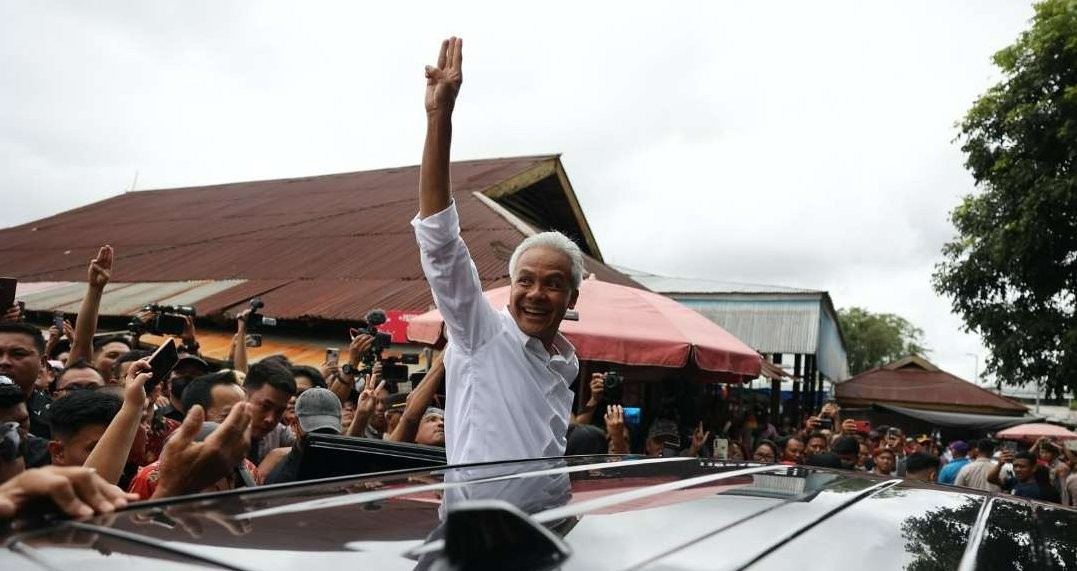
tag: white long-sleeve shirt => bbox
[413,201,578,465]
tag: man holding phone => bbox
[414,38,584,464]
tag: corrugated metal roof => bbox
[613,266,823,295]
[3,156,642,320]
[683,299,821,354]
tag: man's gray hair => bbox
[508,231,585,290]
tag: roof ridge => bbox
[128,154,561,195]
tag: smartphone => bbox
[817,418,834,431]
[854,420,871,434]
[52,311,65,331]
[325,347,340,365]
[245,334,263,348]
[1002,440,1018,453]
[713,437,729,460]
[0,277,15,313]
[146,338,179,393]
[623,407,642,427]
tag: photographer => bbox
[388,353,445,444]
[327,333,374,405]
[989,449,1061,502]
[574,372,613,426]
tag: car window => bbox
[1035,503,1077,571]
[976,499,1036,570]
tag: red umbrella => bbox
[407,277,761,383]
[996,423,1077,443]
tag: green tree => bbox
[837,307,928,375]
[933,0,1077,398]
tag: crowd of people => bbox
[2,37,1076,525]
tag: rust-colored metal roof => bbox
[1,156,642,320]
[835,357,1027,414]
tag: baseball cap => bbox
[385,393,408,415]
[915,434,932,444]
[422,406,444,420]
[176,355,211,374]
[949,440,969,453]
[295,388,342,434]
[647,419,679,441]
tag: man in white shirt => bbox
[413,37,583,465]
[954,438,1002,493]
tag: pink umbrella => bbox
[996,423,1077,443]
[407,277,762,383]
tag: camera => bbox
[128,303,197,335]
[353,309,393,363]
[603,371,623,390]
[245,298,277,329]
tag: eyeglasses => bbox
[753,451,776,462]
[1,422,26,464]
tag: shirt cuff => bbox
[412,199,461,251]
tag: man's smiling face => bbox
[508,246,579,347]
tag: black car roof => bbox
[4,456,1076,570]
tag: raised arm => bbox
[346,373,386,438]
[233,310,250,374]
[68,246,113,365]
[389,352,445,443]
[83,359,151,484]
[419,37,462,219]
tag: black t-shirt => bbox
[264,447,302,485]
[27,390,52,439]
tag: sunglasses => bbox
[1,422,27,464]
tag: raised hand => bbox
[152,403,253,499]
[347,334,374,366]
[1,304,21,323]
[123,359,152,407]
[688,422,711,456]
[425,37,463,114]
[87,245,114,289]
[357,374,387,415]
[587,373,605,406]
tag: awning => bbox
[872,404,1042,431]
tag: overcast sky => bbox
[0,1,1038,384]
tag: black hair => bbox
[48,390,122,440]
[181,371,239,412]
[754,439,780,460]
[0,322,45,355]
[1014,451,1038,466]
[832,436,860,456]
[111,349,152,380]
[56,359,103,390]
[245,361,296,396]
[48,338,71,360]
[259,354,293,370]
[566,424,608,456]
[0,383,24,409]
[778,435,802,452]
[92,335,132,353]
[806,432,829,446]
[170,374,196,401]
[804,452,843,468]
[905,451,941,473]
[977,438,996,455]
[291,365,327,389]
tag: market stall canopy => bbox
[871,404,1041,432]
[407,277,762,383]
[996,423,1077,443]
